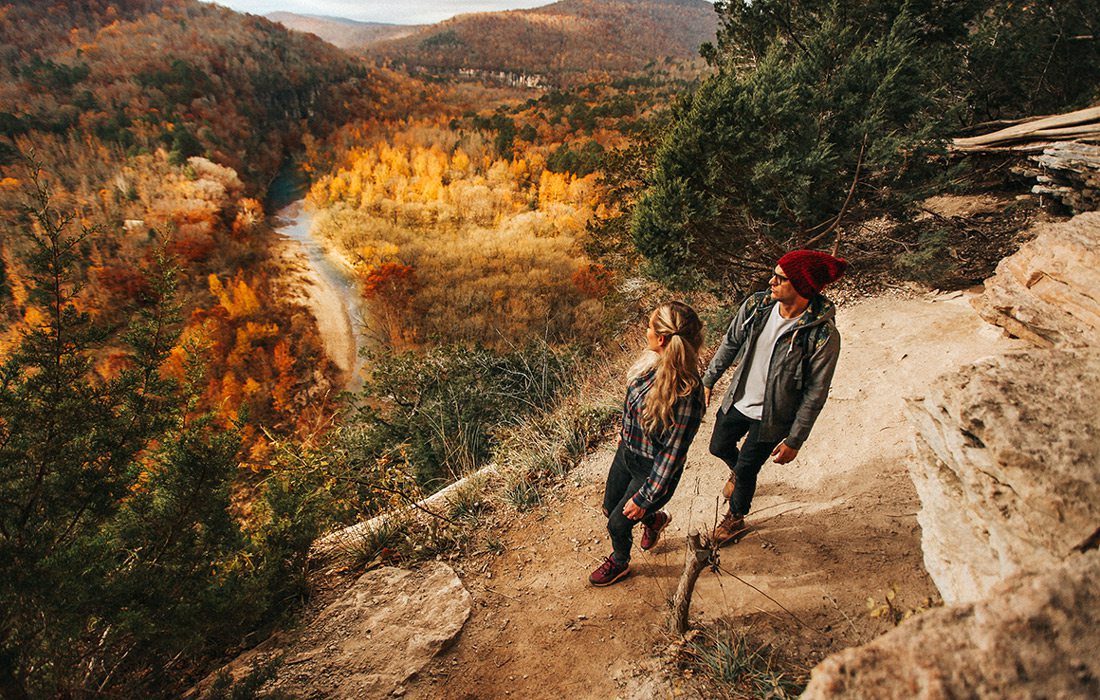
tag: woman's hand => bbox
[622,499,646,521]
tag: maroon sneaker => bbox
[588,556,630,587]
[640,511,671,551]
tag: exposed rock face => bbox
[905,349,1100,604]
[801,550,1100,699]
[803,212,1100,697]
[977,211,1100,349]
[271,563,471,699]
[906,211,1100,605]
[1030,142,1100,213]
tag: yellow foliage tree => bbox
[219,371,242,422]
[208,274,260,319]
[538,170,570,209]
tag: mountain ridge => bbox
[361,0,719,84]
[266,11,422,49]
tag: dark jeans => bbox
[602,443,678,564]
[709,406,781,517]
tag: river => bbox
[268,167,366,391]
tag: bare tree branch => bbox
[804,135,867,249]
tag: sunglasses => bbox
[771,271,789,283]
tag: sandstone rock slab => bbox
[905,349,1100,605]
[801,549,1100,699]
[272,562,471,698]
[977,211,1100,348]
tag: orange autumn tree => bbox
[190,270,338,458]
[360,261,419,350]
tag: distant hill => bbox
[0,0,414,187]
[364,0,718,83]
[267,12,421,50]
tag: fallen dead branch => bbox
[951,104,1100,153]
[670,532,716,636]
[949,106,1100,212]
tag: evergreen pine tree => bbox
[632,5,942,286]
[0,169,323,697]
[633,0,1099,289]
[0,171,178,697]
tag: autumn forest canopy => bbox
[1,0,1098,696]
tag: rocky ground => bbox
[218,286,1030,699]
[395,289,1029,699]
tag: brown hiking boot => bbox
[710,511,746,547]
[721,472,737,500]
[639,511,671,551]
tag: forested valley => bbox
[1,0,1097,696]
[0,1,706,694]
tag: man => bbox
[702,249,848,546]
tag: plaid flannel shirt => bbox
[620,369,706,511]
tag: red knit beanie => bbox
[777,250,849,298]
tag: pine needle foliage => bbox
[963,0,1100,121]
[0,174,178,697]
[633,4,944,286]
[632,0,1100,289]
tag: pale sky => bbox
[207,0,559,25]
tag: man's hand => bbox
[622,499,646,521]
[703,386,712,407]
[771,442,799,464]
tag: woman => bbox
[590,301,706,587]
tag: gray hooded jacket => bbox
[701,291,841,450]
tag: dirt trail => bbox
[402,289,1028,699]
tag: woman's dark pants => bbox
[709,406,780,517]
[602,443,678,565]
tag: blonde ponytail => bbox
[640,302,703,434]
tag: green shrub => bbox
[345,517,410,571]
[199,658,293,700]
[354,342,577,490]
[446,478,491,522]
[893,228,952,285]
[501,472,543,512]
[633,0,1100,290]
[964,1,1100,120]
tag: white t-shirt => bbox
[732,304,803,420]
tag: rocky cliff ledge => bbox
[803,212,1100,697]
[911,211,1100,605]
[906,348,1100,605]
[977,212,1100,349]
[802,549,1100,699]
